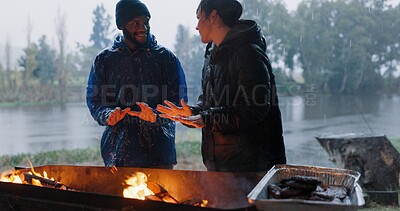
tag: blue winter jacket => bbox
[86,34,187,167]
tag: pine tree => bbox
[34,35,56,85]
[90,4,112,50]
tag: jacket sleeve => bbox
[201,46,273,133]
[86,53,114,126]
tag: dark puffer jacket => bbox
[191,20,286,172]
[86,34,187,167]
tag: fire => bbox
[123,172,155,200]
[0,170,23,183]
[200,200,208,207]
[0,160,54,187]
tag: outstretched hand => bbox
[106,107,131,126]
[156,99,192,117]
[127,102,157,123]
[159,114,205,128]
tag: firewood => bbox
[146,181,179,204]
[21,172,71,190]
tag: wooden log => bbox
[316,134,400,191]
[146,181,179,204]
[21,172,70,190]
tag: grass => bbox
[0,147,102,172]
[1,137,399,172]
[0,141,204,172]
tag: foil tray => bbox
[247,164,365,211]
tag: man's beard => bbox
[123,29,148,48]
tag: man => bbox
[86,0,187,169]
[157,0,286,172]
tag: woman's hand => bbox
[156,99,192,117]
[127,102,157,123]
[159,114,205,128]
[106,107,131,126]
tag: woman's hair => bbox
[197,0,243,28]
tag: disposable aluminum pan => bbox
[247,164,365,211]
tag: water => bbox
[1,94,399,168]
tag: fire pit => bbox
[0,165,262,210]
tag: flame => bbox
[201,200,208,207]
[0,170,23,183]
[123,172,155,200]
[0,160,54,186]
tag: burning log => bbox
[20,172,74,191]
[146,181,179,204]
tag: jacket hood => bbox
[219,19,266,51]
[112,33,158,50]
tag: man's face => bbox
[124,15,150,46]
[196,9,212,44]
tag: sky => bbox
[0,0,399,57]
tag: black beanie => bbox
[115,0,151,30]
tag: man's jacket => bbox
[87,34,187,167]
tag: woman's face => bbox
[196,8,213,44]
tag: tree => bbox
[55,7,68,102]
[4,35,14,91]
[173,24,204,103]
[76,4,113,76]
[18,43,38,88]
[90,4,112,50]
[241,0,296,93]
[0,45,3,92]
[17,17,37,89]
[34,35,56,85]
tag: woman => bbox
[157,0,286,172]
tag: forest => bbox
[0,0,399,105]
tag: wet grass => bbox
[0,141,204,172]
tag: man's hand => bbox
[156,99,192,117]
[159,114,205,128]
[127,102,157,123]
[106,107,131,126]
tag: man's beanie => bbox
[115,0,151,30]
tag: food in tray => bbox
[267,175,351,204]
